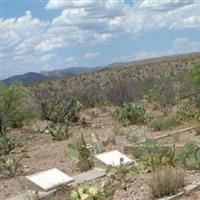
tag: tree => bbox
[0,83,36,135]
[187,62,200,108]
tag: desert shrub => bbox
[151,79,176,115]
[105,78,135,105]
[148,116,179,131]
[68,134,94,171]
[77,83,105,107]
[44,123,70,141]
[179,99,200,120]
[186,62,200,109]
[149,166,185,198]
[0,83,37,135]
[187,62,200,87]
[115,103,146,126]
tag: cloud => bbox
[138,0,195,11]
[117,38,200,62]
[2,1,200,78]
[170,16,200,29]
[85,52,101,59]
[45,0,97,10]
[35,37,64,52]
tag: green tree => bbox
[0,83,36,135]
[187,62,200,108]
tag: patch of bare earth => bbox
[1,107,200,200]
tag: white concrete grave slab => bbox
[95,150,133,166]
[26,168,74,192]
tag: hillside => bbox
[1,52,200,200]
[2,66,104,85]
[32,52,200,102]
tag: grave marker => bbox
[95,150,133,166]
[26,168,74,192]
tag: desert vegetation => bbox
[1,54,200,200]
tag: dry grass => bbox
[149,165,185,198]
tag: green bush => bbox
[186,62,200,109]
[148,116,179,131]
[0,83,37,135]
[115,103,146,125]
[179,100,200,121]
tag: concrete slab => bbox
[95,150,133,166]
[26,168,74,192]
[71,168,106,186]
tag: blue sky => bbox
[1,0,200,79]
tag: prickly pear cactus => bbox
[68,134,94,171]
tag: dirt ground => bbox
[1,107,200,200]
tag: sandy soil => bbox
[1,107,200,200]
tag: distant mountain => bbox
[41,67,100,78]
[2,72,50,85]
[2,66,103,85]
[3,52,200,85]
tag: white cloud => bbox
[2,1,200,78]
[85,52,101,59]
[45,0,97,10]
[117,38,200,62]
[138,0,195,10]
[170,16,200,29]
[35,37,64,51]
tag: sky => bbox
[1,0,200,79]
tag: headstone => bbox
[26,168,74,191]
[95,150,133,166]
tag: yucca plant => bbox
[68,133,94,171]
